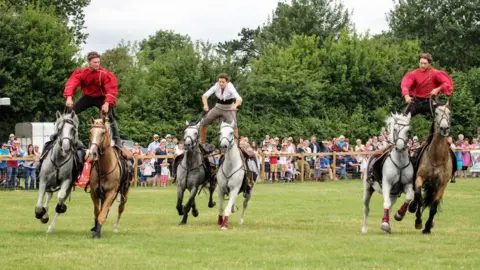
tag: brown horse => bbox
[408,103,453,234]
[88,116,133,238]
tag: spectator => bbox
[147,134,160,153]
[0,143,11,183]
[23,144,39,190]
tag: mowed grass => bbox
[1,179,480,269]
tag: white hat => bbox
[153,134,159,138]
[165,134,172,138]
[9,134,14,137]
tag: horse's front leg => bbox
[395,181,414,222]
[176,182,185,216]
[47,179,72,233]
[381,180,394,233]
[93,188,117,239]
[208,176,216,208]
[220,186,241,230]
[35,178,47,221]
[180,186,197,225]
[413,176,424,230]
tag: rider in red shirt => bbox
[401,52,453,116]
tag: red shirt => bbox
[401,68,453,98]
[63,66,118,105]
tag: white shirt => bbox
[203,82,242,101]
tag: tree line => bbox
[0,0,479,147]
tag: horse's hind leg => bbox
[114,188,129,233]
[422,201,438,234]
[239,188,253,225]
[208,181,216,208]
[93,189,117,239]
[47,180,72,233]
[362,178,374,233]
[395,182,414,222]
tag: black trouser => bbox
[73,95,120,143]
[402,97,434,117]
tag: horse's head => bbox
[88,115,111,161]
[219,120,235,150]
[435,102,451,137]
[55,110,79,155]
[387,112,411,152]
[183,120,200,150]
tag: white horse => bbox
[35,111,80,233]
[362,112,414,233]
[216,121,254,230]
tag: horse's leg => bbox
[90,186,100,232]
[361,178,374,233]
[180,186,197,225]
[217,188,225,226]
[413,176,424,229]
[395,182,414,221]
[35,178,47,221]
[423,184,447,234]
[176,183,185,216]
[220,186,241,230]
[93,189,117,239]
[114,187,129,233]
[38,191,53,224]
[239,187,253,225]
[381,181,393,233]
[208,180,216,208]
[192,199,199,217]
[47,179,72,233]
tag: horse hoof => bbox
[41,217,49,224]
[92,233,102,239]
[415,222,423,230]
[179,221,186,226]
[220,226,228,230]
[35,207,46,219]
[408,203,417,213]
[394,213,404,222]
[55,204,67,214]
[192,209,199,217]
[208,202,216,208]
[361,227,368,234]
[217,216,223,226]
[381,222,391,233]
[422,229,431,235]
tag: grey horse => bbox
[34,111,81,233]
[216,120,256,230]
[176,121,216,225]
[362,112,414,234]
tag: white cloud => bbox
[81,0,393,55]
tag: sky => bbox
[81,0,393,55]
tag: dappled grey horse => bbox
[176,121,216,225]
[362,112,414,234]
[34,111,81,233]
[216,120,256,230]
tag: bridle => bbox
[220,126,235,150]
[56,117,78,152]
[90,122,110,156]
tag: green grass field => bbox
[1,179,480,269]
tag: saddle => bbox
[366,145,403,195]
[172,145,216,188]
[216,146,258,196]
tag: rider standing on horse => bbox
[63,51,122,150]
[401,53,453,116]
[199,73,242,148]
[39,51,122,174]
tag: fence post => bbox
[133,156,138,187]
[332,151,337,176]
[261,154,265,183]
[300,153,305,182]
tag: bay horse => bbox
[408,103,453,234]
[88,115,133,238]
[362,112,414,233]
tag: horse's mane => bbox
[385,112,410,142]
